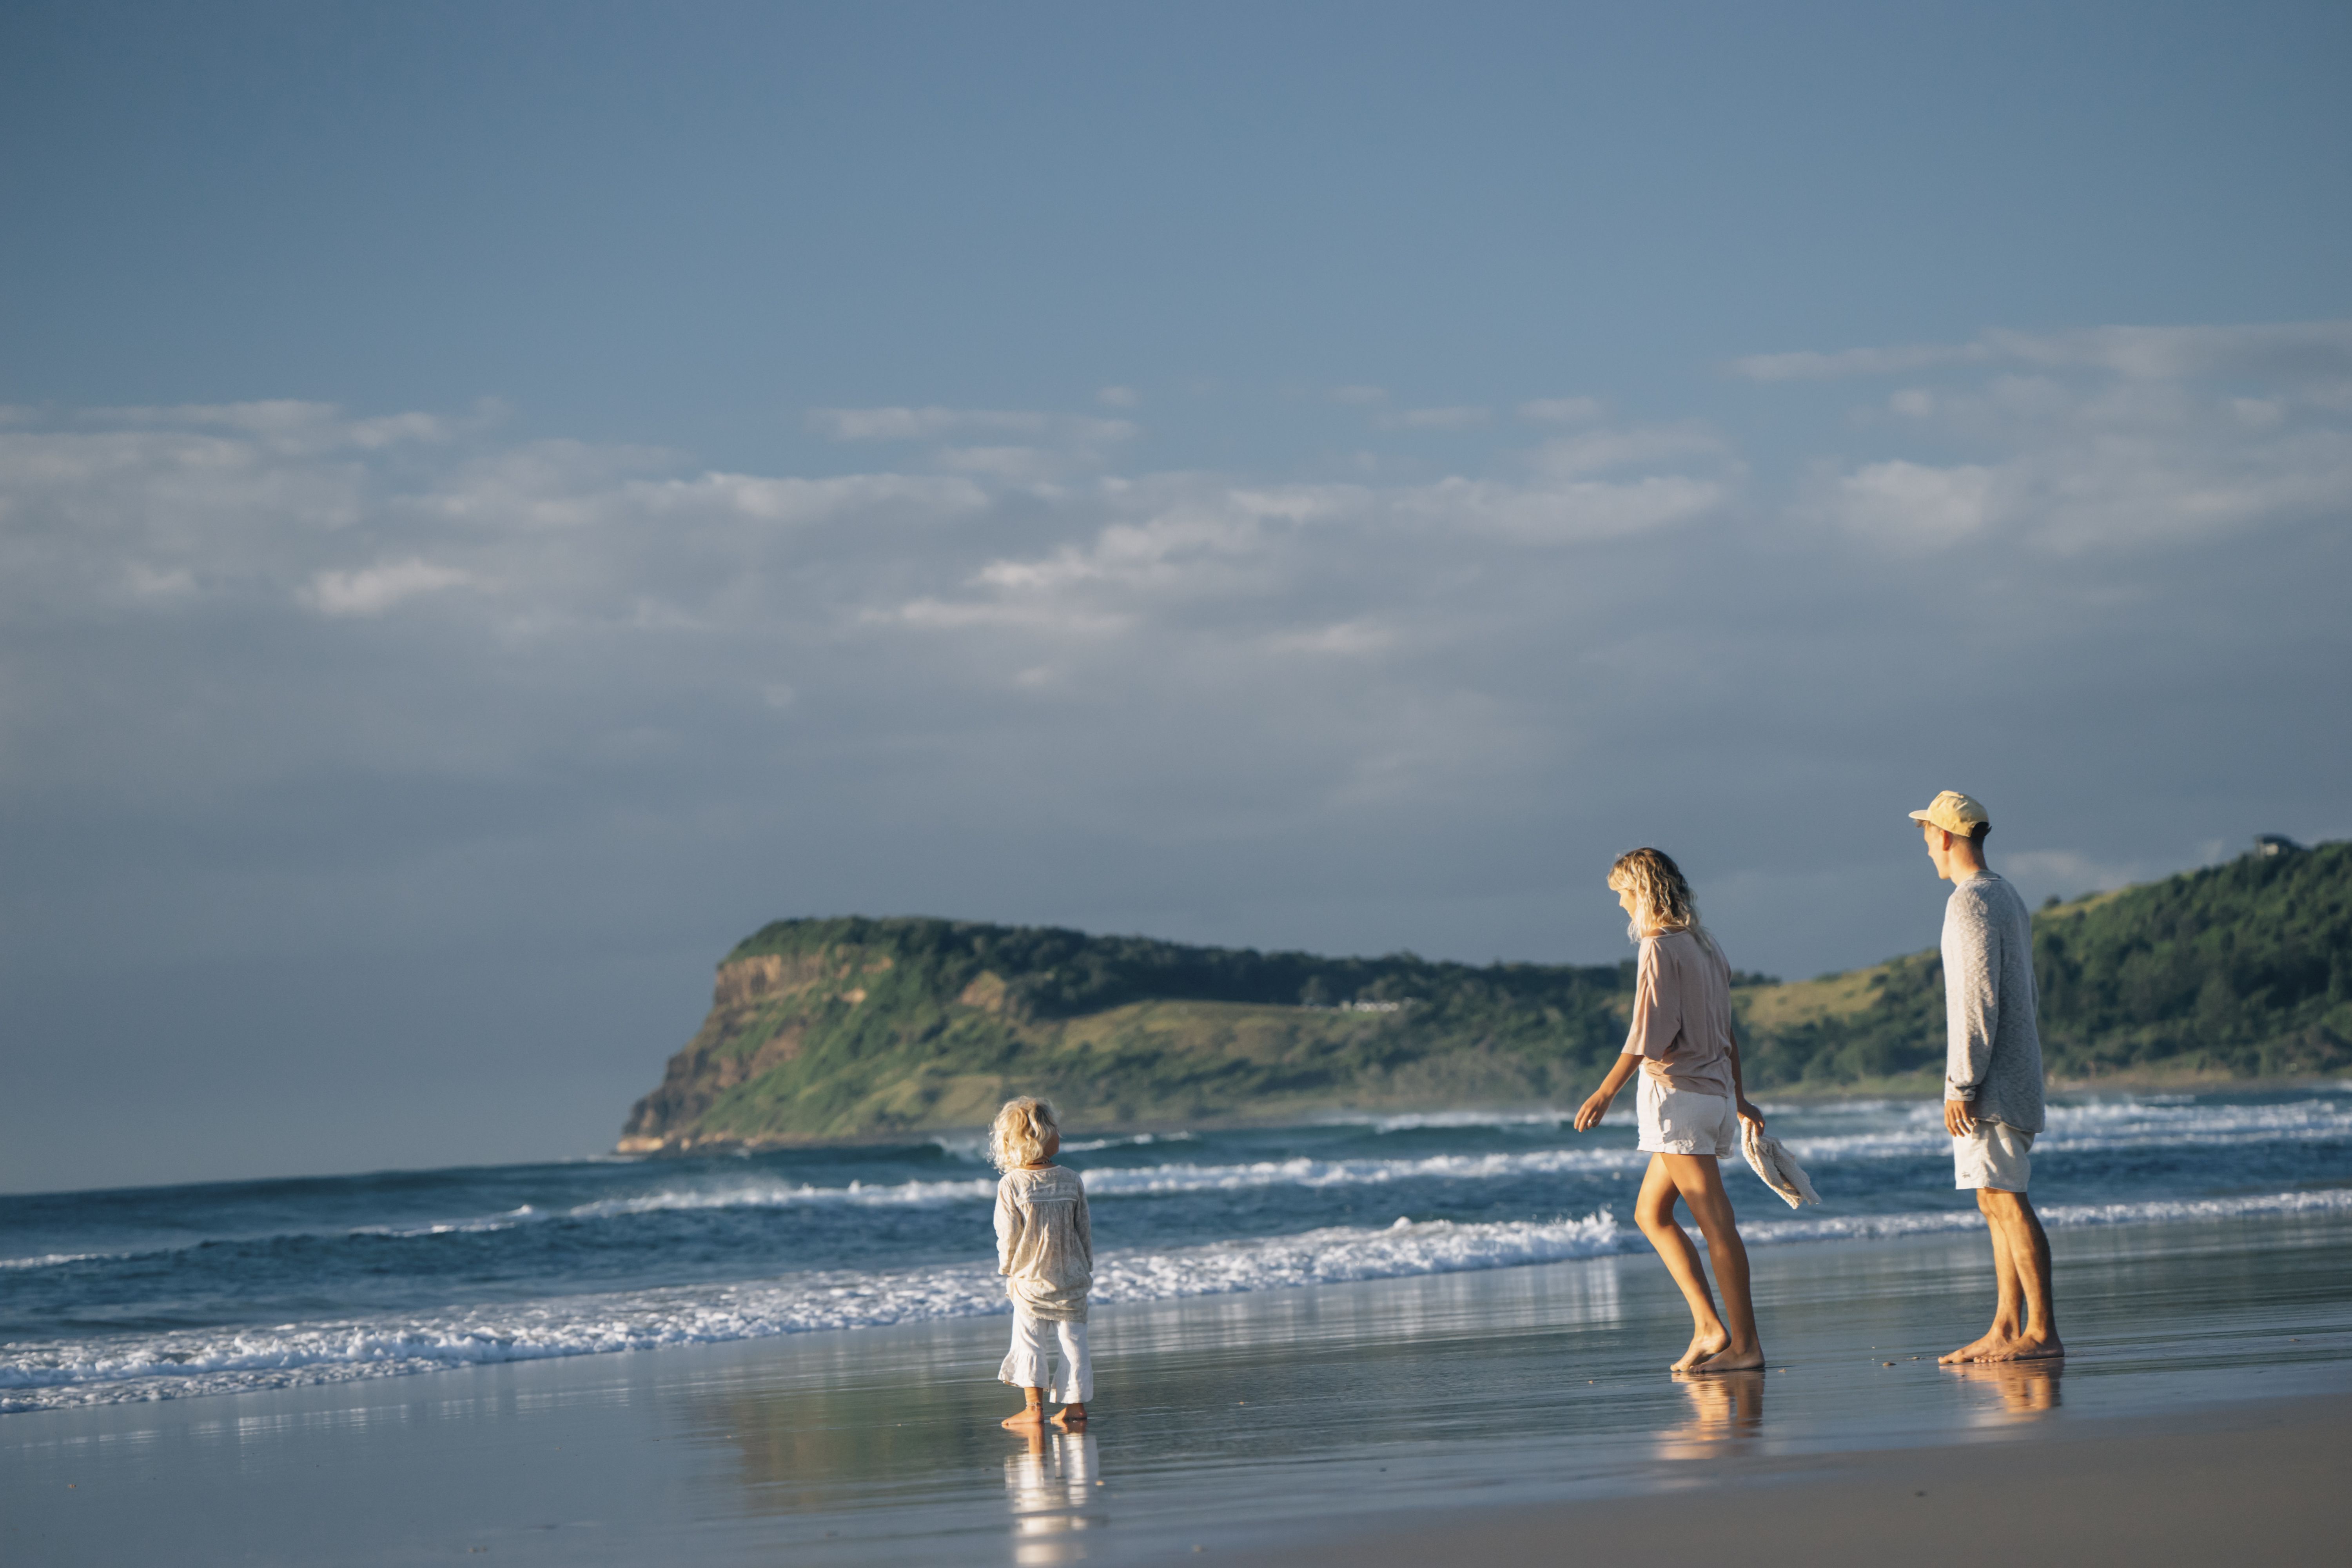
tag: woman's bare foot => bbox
[1002,1389,1049,1430]
[1051,1402,1088,1430]
[1974,1334,2063,1362]
[1688,1344,1765,1374]
[1670,1330,1731,1372]
[1939,1330,2014,1363]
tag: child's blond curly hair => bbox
[988,1096,1062,1172]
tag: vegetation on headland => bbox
[618,840,2351,1150]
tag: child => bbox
[990,1096,1094,1431]
[1573,848,1768,1374]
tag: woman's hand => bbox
[1573,1089,1615,1132]
[1736,1098,1766,1130]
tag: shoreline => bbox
[613,1071,2351,1156]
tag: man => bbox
[1911,789,2061,1363]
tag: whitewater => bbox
[5,1089,2348,1413]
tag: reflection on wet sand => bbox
[1005,1429,1103,1564]
[1948,1357,2063,1421]
[1655,1370,1765,1459]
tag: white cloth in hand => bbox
[1740,1121,1822,1209]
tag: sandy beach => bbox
[9,1206,2350,1565]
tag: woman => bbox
[1573,848,1766,1374]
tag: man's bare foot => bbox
[1671,1330,1731,1372]
[1975,1334,2063,1363]
[1051,1403,1088,1430]
[1688,1345,1765,1374]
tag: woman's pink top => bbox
[1621,928,1738,1098]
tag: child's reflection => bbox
[1655,1369,1765,1459]
[1004,1428,1103,1565]
[1947,1357,2063,1419]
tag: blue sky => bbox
[4,1,2349,1191]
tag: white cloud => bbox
[807,406,1136,446]
[1518,397,1607,425]
[1809,367,2352,553]
[1731,319,2352,385]
[1267,619,1396,657]
[1815,460,1998,547]
[1395,473,1727,544]
[1096,386,1140,408]
[1729,342,1985,382]
[1379,406,1489,430]
[302,558,475,617]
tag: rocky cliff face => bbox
[617,950,889,1153]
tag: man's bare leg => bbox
[1977,1190,2061,1359]
[1633,1155,1731,1370]
[1662,1153,1764,1373]
[1942,1188,2060,1361]
[1941,1190,2024,1362]
[1002,1387,1048,1430]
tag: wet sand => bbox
[1214,1392,2352,1567]
[7,1212,2350,1565]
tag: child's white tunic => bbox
[995,1165,1093,1323]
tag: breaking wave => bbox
[11,1185,2350,1413]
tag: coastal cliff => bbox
[620,839,2351,1151]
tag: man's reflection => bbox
[1655,1370,1765,1460]
[1947,1357,2062,1419]
[1005,1428,1103,1565]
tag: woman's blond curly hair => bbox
[988,1096,1062,1172]
[1608,847,1707,945]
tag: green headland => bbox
[618,838,2351,1151]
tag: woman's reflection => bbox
[1655,1369,1765,1460]
[1004,1428,1103,1565]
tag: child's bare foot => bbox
[1050,1402,1088,1430]
[1688,1344,1765,1374]
[1670,1330,1730,1372]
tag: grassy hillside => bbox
[618,921,1658,1147]
[618,840,2351,1149]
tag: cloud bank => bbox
[1,321,2346,1187]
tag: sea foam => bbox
[9,1185,2349,1414]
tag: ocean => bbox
[8,1088,2352,1416]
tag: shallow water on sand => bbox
[9,1210,2351,1565]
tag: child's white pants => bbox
[999,1310,1092,1404]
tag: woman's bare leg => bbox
[1660,1153,1764,1372]
[1634,1154,1730,1370]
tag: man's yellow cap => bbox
[1908,789,1989,837]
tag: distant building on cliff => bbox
[2254,834,2305,858]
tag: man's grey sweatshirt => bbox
[1940,870,2046,1134]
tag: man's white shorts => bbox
[1635,1072,1740,1157]
[1953,1116,2034,1192]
